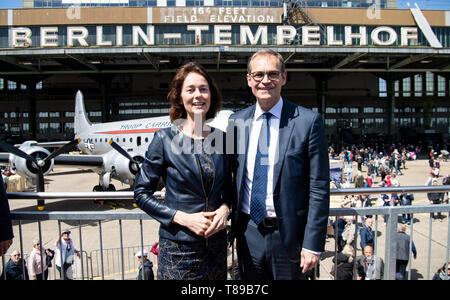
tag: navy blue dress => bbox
[157,139,227,280]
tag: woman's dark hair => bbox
[168,62,222,122]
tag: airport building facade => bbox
[0,1,449,150]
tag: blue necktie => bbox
[250,112,272,224]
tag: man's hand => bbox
[300,250,320,274]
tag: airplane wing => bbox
[0,152,103,167]
[32,141,73,148]
[54,154,104,167]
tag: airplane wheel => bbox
[93,185,105,205]
[93,185,103,192]
[107,184,116,191]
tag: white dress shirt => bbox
[240,97,283,218]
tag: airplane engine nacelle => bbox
[107,151,144,181]
[9,141,54,178]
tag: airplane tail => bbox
[74,90,92,136]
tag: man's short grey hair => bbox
[247,49,286,74]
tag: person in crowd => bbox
[360,218,375,252]
[443,174,450,204]
[344,163,354,183]
[374,155,380,177]
[228,49,329,280]
[55,229,80,280]
[427,178,445,220]
[1,250,29,280]
[0,179,13,257]
[432,262,450,280]
[396,224,417,280]
[341,177,351,189]
[354,171,365,188]
[393,149,403,176]
[331,244,364,280]
[134,62,233,280]
[356,151,363,171]
[357,245,384,280]
[400,192,414,225]
[367,160,375,182]
[135,249,154,280]
[28,239,49,280]
[330,216,348,253]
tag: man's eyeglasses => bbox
[249,71,281,82]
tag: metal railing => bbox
[2,186,450,280]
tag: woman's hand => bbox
[172,210,216,237]
[204,204,230,238]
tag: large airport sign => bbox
[2,6,446,48]
[5,25,425,48]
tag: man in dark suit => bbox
[228,49,329,280]
[0,179,13,256]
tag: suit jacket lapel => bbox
[235,106,255,202]
[273,101,297,189]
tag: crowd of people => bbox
[331,144,449,220]
[1,228,82,280]
[327,142,449,280]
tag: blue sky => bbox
[0,0,449,9]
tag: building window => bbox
[38,123,49,134]
[379,78,387,97]
[414,74,422,97]
[64,122,74,133]
[89,111,102,117]
[363,118,374,128]
[349,118,359,128]
[49,123,61,133]
[8,81,17,90]
[437,75,446,97]
[402,77,411,97]
[426,72,434,96]
[340,107,349,113]
[324,118,336,128]
[375,118,385,128]
[363,107,374,113]
[435,117,448,128]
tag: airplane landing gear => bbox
[93,184,123,208]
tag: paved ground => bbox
[3,158,450,280]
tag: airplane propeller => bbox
[108,139,141,174]
[0,138,81,210]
